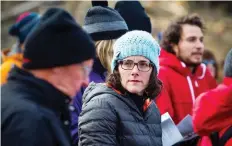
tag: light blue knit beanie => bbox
[111,30,161,73]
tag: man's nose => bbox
[196,40,204,50]
[82,77,90,87]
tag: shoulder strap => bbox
[220,126,232,146]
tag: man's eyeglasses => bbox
[81,64,92,77]
[118,60,153,72]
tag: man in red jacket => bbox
[156,13,217,125]
[193,48,232,146]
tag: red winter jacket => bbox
[156,50,217,124]
[192,77,232,146]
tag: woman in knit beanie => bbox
[1,12,40,85]
[78,30,163,146]
[70,1,128,145]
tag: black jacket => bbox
[1,67,72,146]
[78,82,162,146]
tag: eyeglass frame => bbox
[80,63,92,77]
[117,60,154,72]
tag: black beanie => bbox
[83,1,128,41]
[23,8,96,69]
[115,1,152,33]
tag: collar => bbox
[8,66,71,113]
[180,62,206,79]
[106,83,152,112]
[160,50,206,78]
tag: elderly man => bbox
[1,8,96,146]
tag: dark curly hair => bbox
[161,13,205,54]
[106,65,163,100]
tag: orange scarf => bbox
[106,83,152,112]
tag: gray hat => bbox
[83,1,128,41]
[224,48,232,77]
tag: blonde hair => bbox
[95,39,116,73]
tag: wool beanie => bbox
[23,8,96,69]
[9,12,41,44]
[115,1,152,33]
[111,30,160,73]
[83,1,128,41]
[224,48,232,77]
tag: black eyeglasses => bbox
[118,60,153,72]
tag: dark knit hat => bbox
[115,1,152,33]
[224,48,232,77]
[9,12,40,44]
[23,8,96,69]
[83,1,128,41]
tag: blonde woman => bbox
[70,1,128,145]
[95,39,115,73]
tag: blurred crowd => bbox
[1,1,231,146]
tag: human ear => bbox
[172,43,179,55]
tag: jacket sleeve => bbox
[155,69,174,119]
[71,88,85,145]
[78,95,118,146]
[2,109,54,146]
[192,85,232,136]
